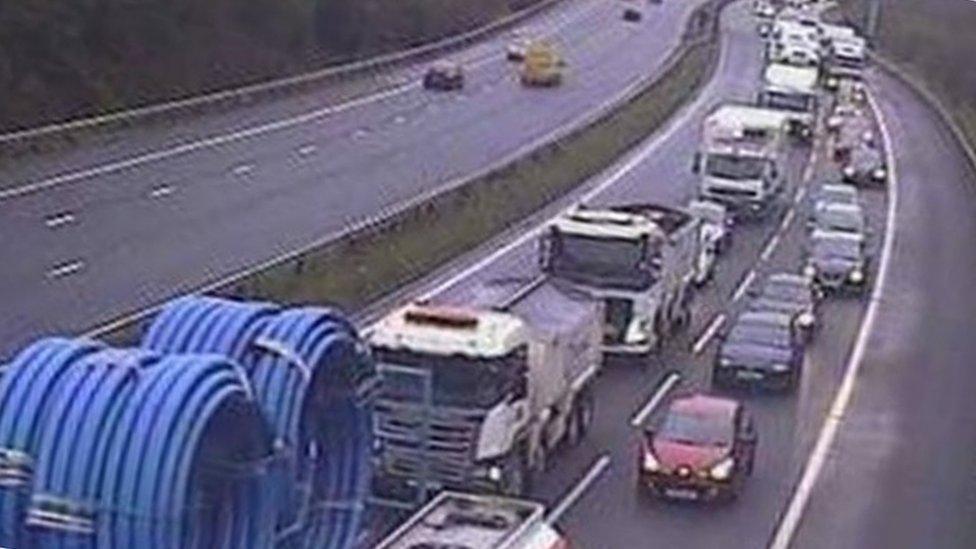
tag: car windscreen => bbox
[705,154,766,180]
[762,283,806,302]
[729,323,791,348]
[819,209,864,232]
[763,91,813,113]
[658,409,732,447]
[814,237,861,261]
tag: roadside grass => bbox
[223,39,718,312]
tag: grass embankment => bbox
[0,0,541,132]
[214,13,722,313]
[840,0,976,154]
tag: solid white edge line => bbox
[732,269,757,302]
[692,313,727,356]
[768,88,900,549]
[544,454,611,525]
[630,372,682,428]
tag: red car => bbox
[637,393,757,502]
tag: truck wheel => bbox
[573,390,595,443]
[501,450,528,496]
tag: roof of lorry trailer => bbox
[764,63,819,93]
[369,304,527,358]
[708,104,793,130]
[554,208,665,241]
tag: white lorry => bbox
[694,104,790,217]
[539,204,700,356]
[369,277,602,500]
[377,491,569,549]
[758,62,820,139]
[824,35,867,91]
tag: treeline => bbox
[0,0,538,131]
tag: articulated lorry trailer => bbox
[695,104,790,217]
[370,276,602,500]
[539,204,701,356]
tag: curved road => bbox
[0,0,709,356]
[364,2,942,546]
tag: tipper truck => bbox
[539,204,701,357]
[694,104,790,217]
[370,277,602,500]
[376,491,568,549]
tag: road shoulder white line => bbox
[768,89,901,549]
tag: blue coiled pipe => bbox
[0,338,104,547]
[141,297,376,549]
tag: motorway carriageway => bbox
[364,2,901,546]
[0,0,710,357]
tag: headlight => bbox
[827,77,839,88]
[719,357,732,367]
[843,166,856,178]
[804,264,817,278]
[873,168,887,180]
[771,363,791,373]
[850,270,865,283]
[643,452,661,472]
[487,466,503,482]
[798,312,815,328]
[709,457,735,480]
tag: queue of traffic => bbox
[637,0,885,503]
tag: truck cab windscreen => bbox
[762,91,812,113]
[705,155,767,180]
[376,348,527,409]
[549,234,655,289]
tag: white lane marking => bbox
[545,455,611,525]
[352,128,370,140]
[297,144,317,157]
[418,66,721,301]
[794,185,807,205]
[82,7,725,341]
[149,185,174,198]
[0,0,600,203]
[732,269,757,303]
[44,212,76,229]
[692,313,726,355]
[48,260,85,279]
[630,372,682,428]
[779,207,796,234]
[393,115,406,125]
[769,89,900,549]
[232,163,254,177]
[761,233,781,262]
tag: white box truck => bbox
[758,62,820,140]
[694,104,790,217]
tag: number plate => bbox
[665,488,699,500]
[736,370,765,381]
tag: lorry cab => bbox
[370,285,602,500]
[638,394,757,502]
[696,105,789,217]
[758,63,820,139]
[520,41,564,87]
[377,491,570,549]
[825,37,866,90]
[540,204,700,356]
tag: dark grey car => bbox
[713,315,805,391]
